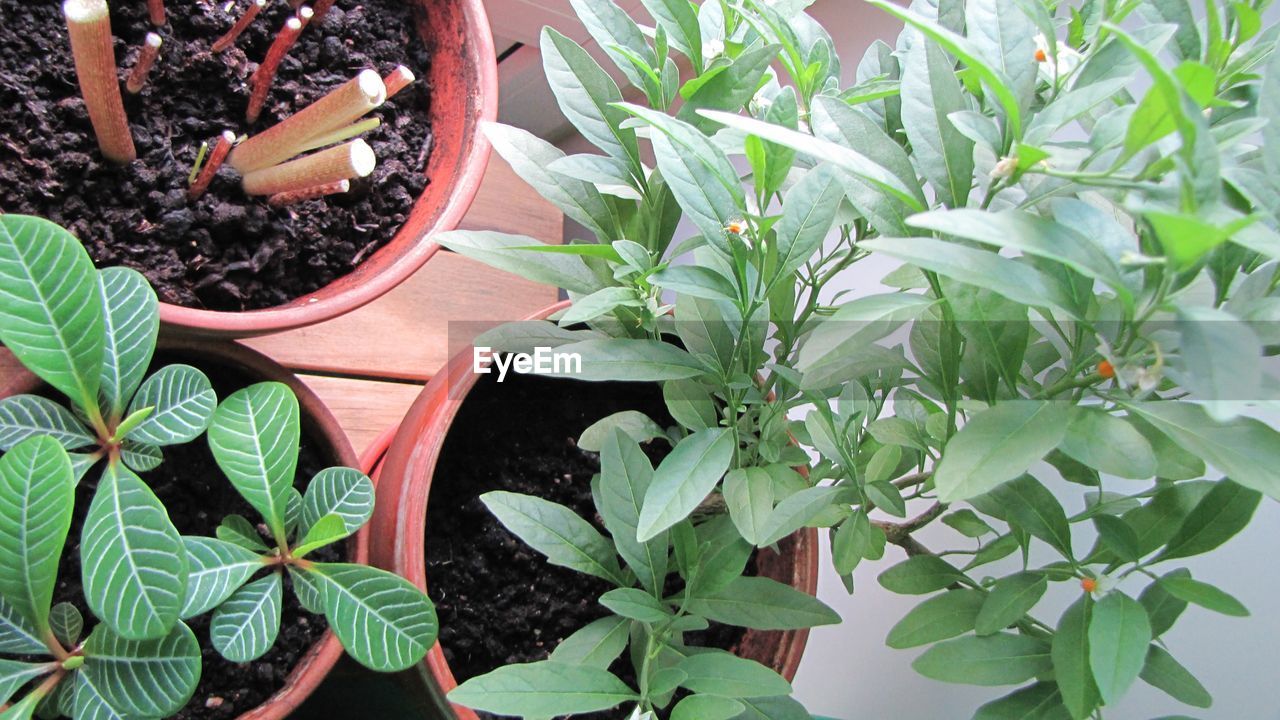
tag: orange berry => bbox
[1097,360,1115,379]
[1035,48,1048,62]
[1080,577,1098,593]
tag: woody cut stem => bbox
[64,0,136,164]
[126,33,163,94]
[242,140,375,196]
[383,65,415,100]
[147,0,165,25]
[230,69,386,172]
[246,9,311,124]
[312,0,338,23]
[268,178,350,206]
[189,131,237,200]
[212,0,268,53]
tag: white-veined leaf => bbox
[210,572,282,663]
[0,660,50,707]
[312,563,438,672]
[0,595,45,655]
[300,467,375,538]
[95,267,157,419]
[80,621,200,717]
[0,215,104,413]
[126,365,216,446]
[49,602,83,648]
[208,382,299,536]
[82,463,187,640]
[0,395,94,451]
[0,436,74,636]
[119,441,162,473]
[180,536,264,619]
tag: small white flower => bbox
[990,156,1019,179]
[1033,34,1082,82]
[704,38,725,60]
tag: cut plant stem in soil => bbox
[426,372,747,720]
[50,352,343,720]
[63,0,136,163]
[0,0,433,311]
[125,32,163,95]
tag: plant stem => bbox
[212,0,267,53]
[241,139,376,195]
[267,178,350,206]
[188,131,236,200]
[125,32,163,94]
[147,0,165,26]
[312,0,338,23]
[383,65,416,100]
[246,10,310,124]
[63,0,136,164]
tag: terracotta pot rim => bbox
[369,302,821,719]
[159,0,499,338]
[0,338,363,720]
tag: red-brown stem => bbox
[383,65,415,100]
[125,33,163,94]
[245,11,308,124]
[147,0,165,25]
[64,0,136,164]
[188,131,236,200]
[212,0,268,53]
[312,0,337,22]
[267,178,350,206]
[241,139,375,195]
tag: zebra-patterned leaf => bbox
[288,566,325,614]
[0,437,74,636]
[80,621,200,717]
[216,515,270,553]
[96,267,158,419]
[210,572,281,663]
[0,595,45,655]
[68,453,100,483]
[300,467,374,538]
[0,684,41,720]
[0,660,50,706]
[208,383,299,536]
[82,464,187,640]
[120,441,162,473]
[71,671,128,720]
[0,395,95,451]
[127,365,216,447]
[180,536,265,619]
[284,488,303,536]
[293,514,348,557]
[49,602,83,648]
[313,563,437,672]
[0,215,104,413]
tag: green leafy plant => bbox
[0,436,200,720]
[0,214,214,642]
[436,0,1280,717]
[193,381,438,673]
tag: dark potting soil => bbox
[51,352,344,720]
[0,0,432,311]
[426,372,747,720]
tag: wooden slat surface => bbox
[0,154,563,457]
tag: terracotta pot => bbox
[0,339,366,720]
[368,302,821,719]
[160,0,499,338]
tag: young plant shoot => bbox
[0,437,201,720]
[246,10,310,124]
[62,0,136,163]
[189,130,237,200]
[196,382,438,672]
[434,0,1280,717]
[125,32,163,95]
[212,0,268,53]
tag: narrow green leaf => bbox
[886,589,985,649]
[773,164,847,278]
[685,576,839,630]
[541,338,707,382]
[640,0,702,71]
[965,0,1037,119]
[549,616,630,668]
[912,633,1052,686]
[180,536,264,619]
[671,694,744,720]
[1140,570,1190,637]
[757,485,844,547]
[1089,592,1152,703]
[598,430,667,594]
[210,572,281,663]
[208,382,300,535]
[1052,597,1100,720]
[541,28,641,171]
[1158,480,1261,562]
[677,652,792,698]
[1140,644,1212,709]
[599,588,669,623]
[0,395,95,452]
[1158,576,1249,617]
[313,563,437,672]
[82,463,187,640]
[127,364,216,446]
[567,0,654,91]
[0,215,104,412]
[983,475,1074,557]
[80,621,200,717]
[449,661,636,716]
[0,437,74,637]
[1060,407,1156,480]
[637,428,734,541]
[878,556,966,595]
[901,39,974,208]
[934,402,1070,503]
[723,468,774,546]
[95,267,158,419]
[976,573,1047,636]
[482,491,626,585]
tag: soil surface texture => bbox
[0,0,432,311]
[425,372,747,720]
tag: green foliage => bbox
[426,0,1280,716]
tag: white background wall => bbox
[485,1,1280,717]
